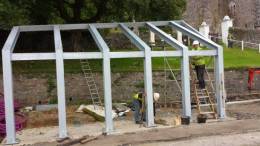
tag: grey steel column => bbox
[170,21,226,118]
[118,23,154,127]
[102,49,113,132]
[2,50,17,144]
[215,46,226,118]
[181,48,191,118]
[54,26,68,138]
[89,24,114,133]
[146,22,191,118]
[143,48,155,127]
[2,27,20,144]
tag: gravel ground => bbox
[140,131,260,146]
[2,101,260,145]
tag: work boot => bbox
[199,85,206,89]
[135,121,143,124]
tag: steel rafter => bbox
[169,21,225,118]
[119,23,155,127]
[146,22,191,118]
[89,24,114,133]
[2,27,20,144]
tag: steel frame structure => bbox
[2,20,225,144]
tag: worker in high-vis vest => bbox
[132,92,160,124]
[191,40,206,89]
[132,92,143,124]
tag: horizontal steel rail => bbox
[11,50,216,61]
[19,21,170,32]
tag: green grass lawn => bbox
[9,57,181,73]
[224,46,260,69]
[5,46,260,73]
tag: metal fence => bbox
[210,35,260,53]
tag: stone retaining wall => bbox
[0,70,259,105]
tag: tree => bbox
[53,0,150,23]
[0,0,186,26]
[0,0,186,50]
[0,0,30,29]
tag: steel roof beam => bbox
[170,21,226,118]
[95,21,169,29]
[89,24,109,52]
[169,21,219,49]
[146,22,185,50]
[118,23,155,127]
[146,22,191,118]
[19,21,170,32]
[3,27,20,52]
[119,23,150,51]
[88,24,114,134]
[177,20,204,37]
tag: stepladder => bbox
[190,65,217,119]
[194,84,216,119]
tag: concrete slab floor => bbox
[139,131,260,146]
[3,100,259,145]
[1,116,236,145]
[1,120,171,145]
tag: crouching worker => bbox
[132,92,143,124]
[132,92,160,124]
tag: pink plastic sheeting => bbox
[0,114,27,135]
[0,93,27,136]
[0,93,21,114]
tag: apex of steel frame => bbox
[1,20,225,144]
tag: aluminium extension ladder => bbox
[191,67,217,119]
[80,59,102,109]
